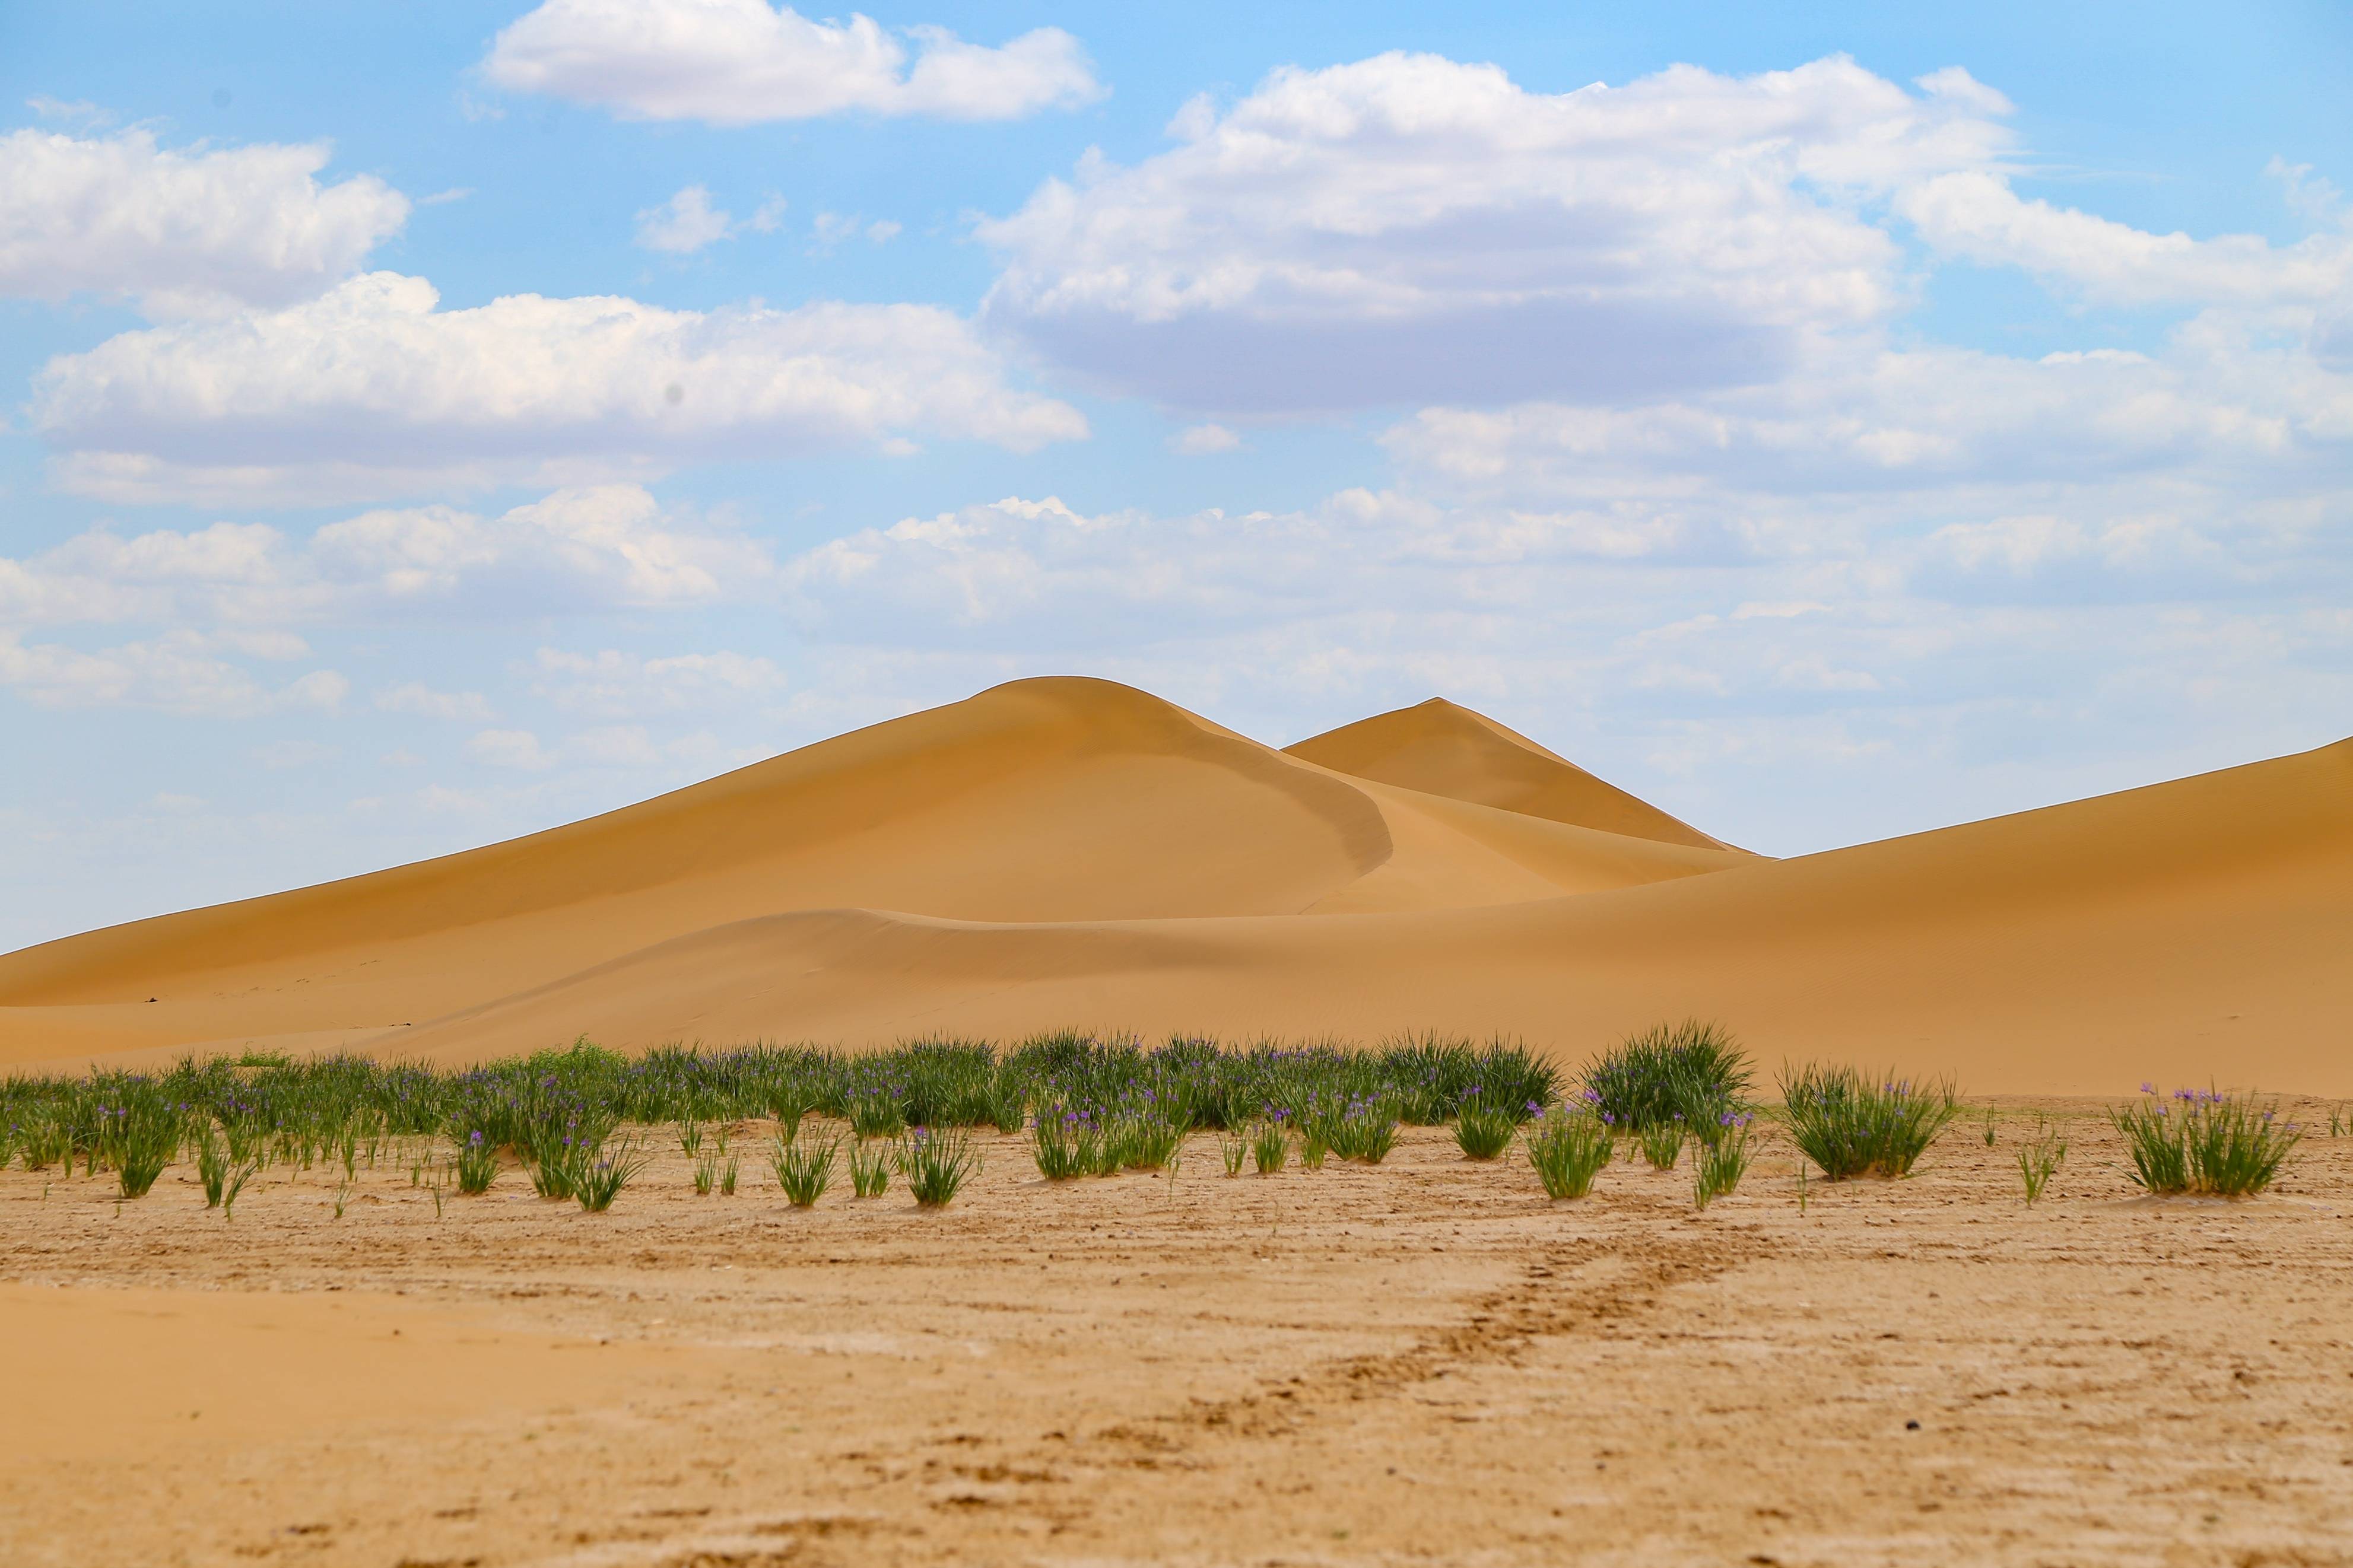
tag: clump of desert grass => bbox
[1583,1019,1751,1133]
[2017,1116,2066,1204]
[97,1090,183,1198]
[774,1131,837,1207]
[1031,1106,1103,1180]
[1638,1118,1687,1171]
[1322,1095,1399,1163]
[1780,1063,1958,1179]
[1691,1114,1754,1209]
[453,1128,499,1194]
[898,1127,979,1208]
[1525,1105,1612,1200]
[848,1138,891,1198]
[571,1136,650,1212]
[1250,1119,1290,1175]
[843,1085,909,1141]
[2113,1086,2298,1197]
[195,1124,261,1215]
[1453,1103,1517,1160]
[11,1106,74,1172]
[1108,1114,1185,1172]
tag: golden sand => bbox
[1,676,2344,1093]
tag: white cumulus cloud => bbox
[375,682,497,722]
[483,0,1101,124]
[1384,336,2350,503]
[979,50,2353,421]
[31,272,1088,503]
[979,53,2012,414]
[0,630,346,716]
[634,185,747,252]
[1,484,778,631]
[1170,422,1240,456]
[529,647,788,714]
[468,727,553,770]
[0,129,408,319]
[1897,170,2353,310]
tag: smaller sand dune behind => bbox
[1286,697,1742,850]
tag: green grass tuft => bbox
[1525,1107,1612,1200]
[102,1093,182,1199]
[2113,1087,2297,1197]
[1250,1120,1289,1175]
[1638,1119,1686,1171]
[898,1127,979,1208]
[1109,1115,1184,1172]
[848,1139,890,1198]
[1453,1103,1517,1160]
[1583,1019,1750,1131]
[454,1130,499,1195]
[2017,1116,2066,1204]
[1691,1115,1753,1208]
[1323,1096,1399,1163]
[571,1136,649,1212]
[774,1132,837,1207]
[1780,1064,1958,1180]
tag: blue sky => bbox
[1,0,2348,950]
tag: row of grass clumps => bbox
[1021,1031,1555,1182]
[0,1031,1557,1211]
[0,1028,2306,1211]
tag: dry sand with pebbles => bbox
[2,676,2350,1564]
[6,1112,2353,1567]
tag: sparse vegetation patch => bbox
[1454,1103,1516,1160]
[775,1133,837,1208]
[1780,1064,1958,1179]
[900,1127,979,1208]
[2017,1117,2066,1204]
[1526,1107,1612,1200]
[2113,1086,2297,1197]
[1584,1020,1751,1132]
[1692,1115,1752,1208]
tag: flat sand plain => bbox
[7,1108,2352,1567]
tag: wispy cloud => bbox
[483,0,1102,125]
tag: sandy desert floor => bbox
[7,1105,2352,1568]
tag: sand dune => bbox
[2,677,2345,1093]
[1287,696,1740,850]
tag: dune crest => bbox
[1,678,2345,1094]
[1285,697,1739,850]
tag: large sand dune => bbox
[2,676,2345,1092]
